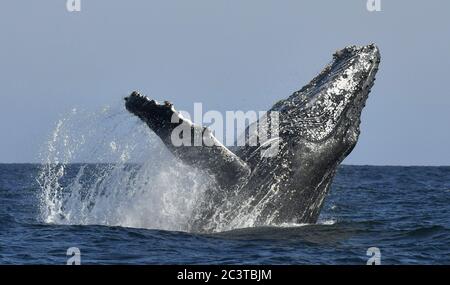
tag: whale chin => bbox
[124,44,381,233]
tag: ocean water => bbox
[0,164,449,265]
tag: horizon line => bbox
[0,162,449,167]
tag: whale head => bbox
[272,44,380,165]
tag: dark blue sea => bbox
[0,164,449,264]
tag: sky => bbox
[0,0,449,165]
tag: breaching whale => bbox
[124,44,380,233]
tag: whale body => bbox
[124,44,381,232]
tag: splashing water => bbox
[37,102,337,233]
[37,102,214,232]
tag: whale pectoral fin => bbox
[125,91,250,187]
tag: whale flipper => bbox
[125,92,250,188]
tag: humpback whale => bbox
[124,44,380,233]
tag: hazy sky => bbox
[1,0,449,165]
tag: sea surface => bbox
[0,164,449,264]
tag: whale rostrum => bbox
[125,44,381,232]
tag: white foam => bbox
[318,219,337,225]
[272,218,336,228]
[37,103,213,232]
